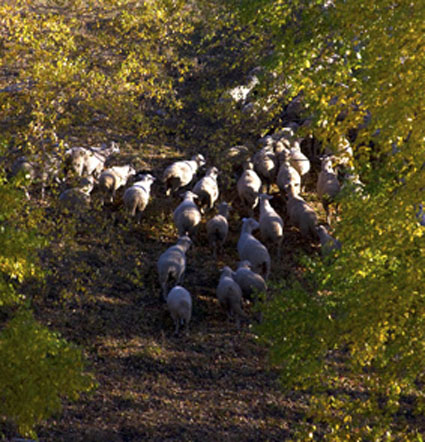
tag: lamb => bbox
[233,260,267,303]
[157,236,192,301]
[237,161,262,214]
[163,154,206,196]
[253,145,277,193]
[258,194,284,259]
[123,173,156,223]
[316,225,342,256]
[276,149,301,196]
[286,184,318,239]
[237,218,271,280]
[192,166,219,212]
[206,202,230,260]
[216,266,245,328]
[317,156,340,224]
[98,164,136,203]
[59,176,95,212]
[166,286,192,336]
[173,191,202,238]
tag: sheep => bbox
[10,153,63,199]
[237,161,262,215]
[192,166,219,213]
[206,202,230,260]
[227,68,260,103]
[173,191,202,238]
[288,139,311,179]
[325,136,353,167]
[166,285,192,336]
[216,266,246,328]
[237,218,271,280]
[276,148,301,196]
[163,154,206,196]
[59,176,95,212]
[341,170,366,198]
[10,156,36,181]
[253,145,277,193]
[98,164,136,204]
[286,184,318,239]
[157,236,192,301]
[65,142,119,178]
[258,194,284,259]
[317,156,340,224]
[316,225,342,256]
[123,173,156,223]
[271,124,298,142]
[233,260,267,303]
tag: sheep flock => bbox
[8,126,360,337]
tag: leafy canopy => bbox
[234,0,425,438]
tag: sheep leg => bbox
[174,319,180,336]
[161,282,168,302]
[276,242,282,261]
[323,200,331,225]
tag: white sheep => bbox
[237,218,271,280]
[163,154,206,196]
[59,176,95,212]
[98,164,136,204]
[216,266,246,328]
[325,136,353,167]
[253,145,277,193]
[123,173,156,223]
[286,184,318,239]
[173,191,202,238]
[271,125,298,142]
[317,156,340,224]
[258,194,284,259]
[316,225,342,256]
[276,148,301,196]
[288,139,311,178]
[233,260,267,303]
[65,142,119,178]
[206,202,230,260]
[237,161,262,215]
[157,236,192,301]
[192,166,219,212]
[166,285,192,336]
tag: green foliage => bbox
[235,0,425,438]
[0,146,95,437]
[0,309,95,439]
[0,0,195,146]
